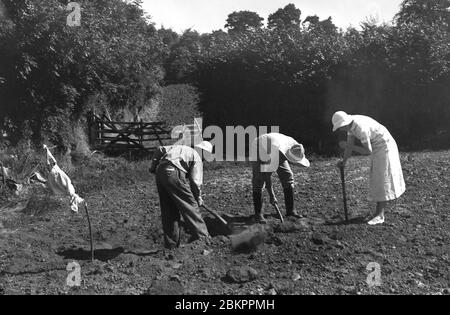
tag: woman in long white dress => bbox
[332,111,406,225]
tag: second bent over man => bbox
[150,141,213,249]
[251,133,310,223]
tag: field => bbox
[0,151,449,295]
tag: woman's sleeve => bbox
[354,125,372,152]
[353,125,371,145]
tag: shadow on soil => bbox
[56,245,161,262]
[325,216,367,226]
[56,247,125,262]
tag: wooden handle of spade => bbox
[339,165,349,223]
[273,202,284,223]
[202,205,229,226]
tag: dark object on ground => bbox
[202,205,231,234]
[230,225,268,253]
[311,232,331,245]
[225,266,258,284]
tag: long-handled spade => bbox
[201,204,233,235]
[201,204,268,252]
[272,201,284,223]
[338,140,370,224]
[339,164,349,223]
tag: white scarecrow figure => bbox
[43,145,84,213]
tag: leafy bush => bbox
[0,143,44,184]
[157,84,201,127]
[0,0,166,149]
[71,121,91,159]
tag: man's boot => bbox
[284,186,302,218]
[252,191,267,224]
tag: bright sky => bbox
[141,0,404,33]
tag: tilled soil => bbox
[0,151,449,295]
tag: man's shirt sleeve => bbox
[149,147,165,173]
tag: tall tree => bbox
[303,15,320,26]
[158,27,179,47]
[164,29,202,83]
[268,3,301,30]
[225,11,264,34]
[396,0,450,25]
[303,15,337,34]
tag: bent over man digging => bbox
[250,133,310,224]
[150,141,213,249]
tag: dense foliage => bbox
[0,0,166,150]
[181,1,450,152]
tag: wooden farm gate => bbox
[88,114,172,152]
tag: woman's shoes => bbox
[367,215,385,225]
[286,210,303,219]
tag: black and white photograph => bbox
[0,0,449,300]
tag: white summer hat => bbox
[285,144,310,168]
[332,111,353,132]
[195,141,213,153]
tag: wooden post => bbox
[153,125,163,146]
[84,202,95,261]
[139,121,143,148]
[94,115,101,147]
